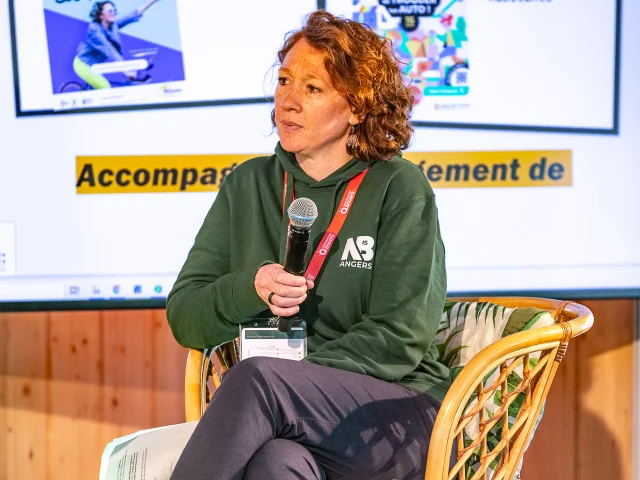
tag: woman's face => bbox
[100,3,117,23]
[274,39,359,163]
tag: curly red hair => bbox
[271,10,414,162]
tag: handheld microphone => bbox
[278,197,318,332]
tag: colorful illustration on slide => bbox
[351,0,468,106]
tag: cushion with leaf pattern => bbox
[435,301,555,479]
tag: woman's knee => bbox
[208,357,290,408]
[244,439,325,480]
[223,356,288,385]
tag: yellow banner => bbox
[402,150,572,188]
[76,150,571,194]
[76,154,256,194]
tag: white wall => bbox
[0,0,638,295]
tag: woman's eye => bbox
[278,77,289,86]
[308,84,321,93]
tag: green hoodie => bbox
[167,143,451,401]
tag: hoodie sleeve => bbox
[166,179,270,349]
[304,194,447,382]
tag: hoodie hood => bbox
[275,142,370,189]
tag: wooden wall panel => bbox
[521,299,635,480]
[576,300,634,480]
[520,328,578,480]
[0,313,49,480]
[0,309,187,480]
[101,310,155,436]
[150,310,186,426]
[47,311,104,480]
[0,313,7,479]
[0,299,635,480]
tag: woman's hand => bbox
[137,0,161,17]
[255,264,314,317]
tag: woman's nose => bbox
[280,87,302,112]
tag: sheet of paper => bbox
[99,421,198,480]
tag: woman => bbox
[167,10,450,480]
[73,0,160,89]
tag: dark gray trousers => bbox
[171,356,442,480]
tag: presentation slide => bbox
[10,0,316,115]
[10,0,620,134]
[0,0,638,308]
[12,0,619,133]
[324,0,620,132]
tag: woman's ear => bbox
[348,111,365,126]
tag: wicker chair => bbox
[184,297,593,480]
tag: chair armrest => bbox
[185,349,205,422]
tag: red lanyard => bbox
[282,168,369,282]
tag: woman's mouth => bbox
[280,121,302,133]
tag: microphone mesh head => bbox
[288,198,318,229]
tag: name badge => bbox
[239,317,307,362]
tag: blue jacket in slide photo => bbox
[76,11,141,65]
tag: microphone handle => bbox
[278,226,309,332]
[283,226,309,275]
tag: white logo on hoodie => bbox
[339,236,374,269]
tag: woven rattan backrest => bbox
[424,298,593,480]
[185,341,239,422]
